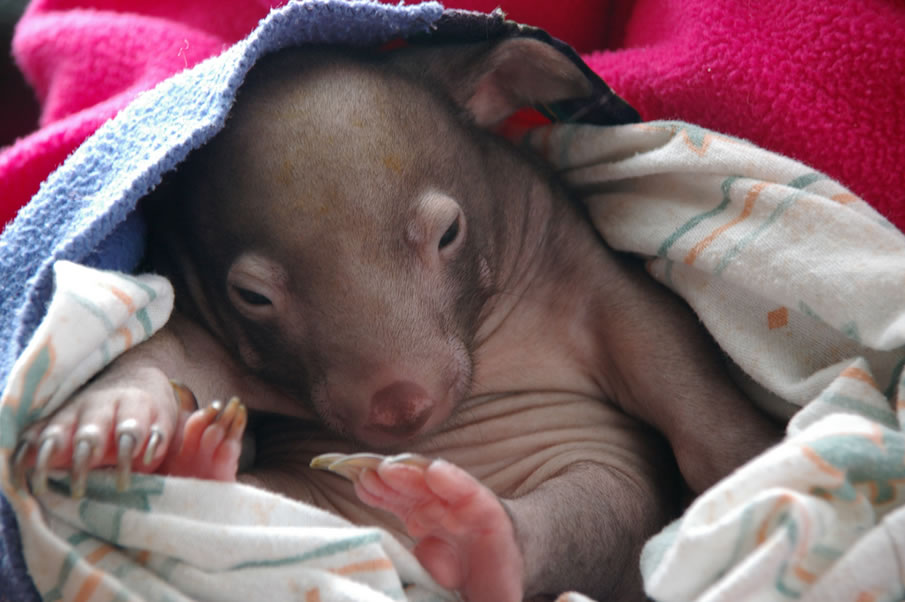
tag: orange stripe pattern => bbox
[685,182,767,265]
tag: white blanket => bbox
[522,120,905,601]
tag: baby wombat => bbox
[20,39,781,601]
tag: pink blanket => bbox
[2,0,903,231]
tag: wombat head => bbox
[148,39,593,448]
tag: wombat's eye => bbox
[438,214,461,250]
[227,253,284,319]
[234,286,272,306]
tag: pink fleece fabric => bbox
[584,0,905,230]
[2,0,903,231]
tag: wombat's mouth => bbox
[354,391,456,450]
[314,345,473,450]
[359,416,433,448]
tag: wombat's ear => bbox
[394,38,593,128]
[456,38,593,127]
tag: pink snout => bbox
[367,380,435,438]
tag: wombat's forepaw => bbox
[15,379,244,496]
[158,396,246,481]
[311,453,524,602]
[15,376,193,497]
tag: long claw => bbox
[33,435,58,496]
[116,433,136,492]
[309,453,348,469]
[310,452,385,482]
[12,438,33,489]
[385,453,432,469]
[226,400,248,439]
[143,426,164,466]
[71,438,98,499]
[170,381,199,412]
[71,426,103,499]
[323,452,385,470]
[219,397,242,422]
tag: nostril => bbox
[368,381,434,435]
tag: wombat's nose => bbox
[368,381,434,437]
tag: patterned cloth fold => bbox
[521,120,905,601]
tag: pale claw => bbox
[310,452,433,481]
[114,419,142,491]
[116,433,136,492]
[170,381,199,412]
[143,425,165,466]
[308,453,350,469]
[71,440,93,499]
[33,431,60,496]
[385,453,432,469]
[310,452,385,481]
[12,437,33,489]
[71,425,103,498]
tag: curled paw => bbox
[14,375,193,497]
[311,452,524,602]
[14,378,245,496]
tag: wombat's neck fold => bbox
[472,142,608,363]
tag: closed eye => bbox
[234,286,272,306]
[438,214,460,250]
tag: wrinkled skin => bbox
[19,42,783,601]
